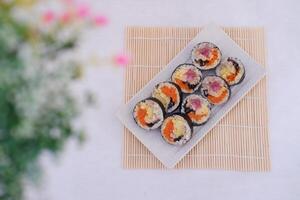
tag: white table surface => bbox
[26,0,300,199]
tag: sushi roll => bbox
[171,64,202,93]
[200,75,230,105]
[152,81,182,113]
[181,94,211,126]
[133,98,165,130]
[191,42,222,70]
[161,114,193,145]
[216,57,245,86]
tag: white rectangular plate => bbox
[117,24,266,168]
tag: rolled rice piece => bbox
[171,63,202,93]
[181,94,211,126]
[133,98,165,130]
[152,81,182,113]
[191,42,222,70]
[216,57,245,86]
[200,75,230,105]
[161,114,193,145]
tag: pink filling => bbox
[190,98,202,110]
[210,81,221,92]
[196,46,211,57]
[185,69,197,81]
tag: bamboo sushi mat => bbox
[123,27,270,171]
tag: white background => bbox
[26,0,300,199]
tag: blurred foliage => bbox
[0,1,91,199]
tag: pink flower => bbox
[42,10,55,23]
[76,4,90,18]
[114,53,130,67]
[60,11,72,23]
[94,15,109,26]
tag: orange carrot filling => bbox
[207,49,219,66]
[174,78,192,93]
[161,86,178,103]
[163,120,174,141]
[226,68,240,82]
[208,89,228,104]
[226,73,236,82]
[137,107,147,126]
[188,112,207,121]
